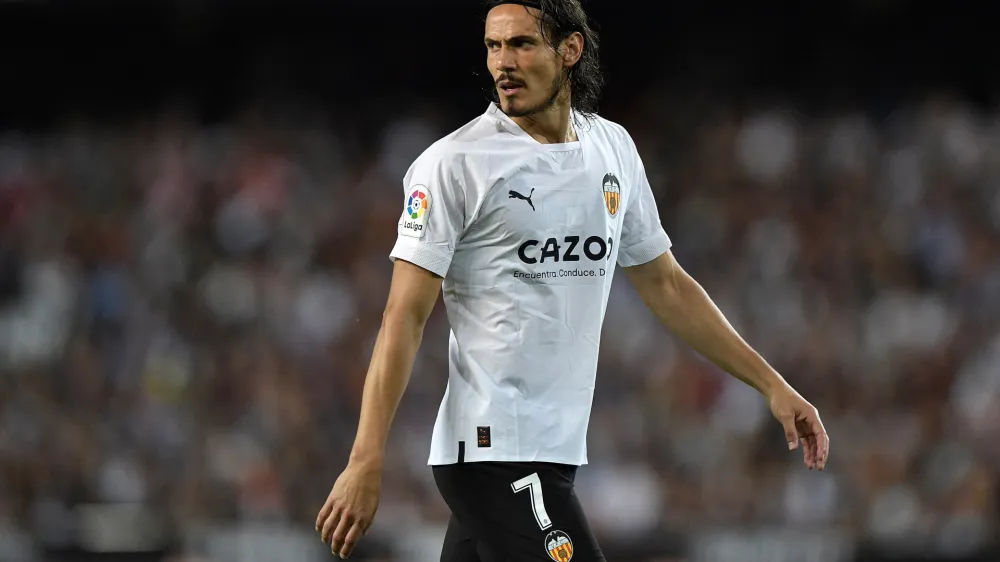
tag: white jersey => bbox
[390,104,672,466]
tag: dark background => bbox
[2,0,997,126]
[1,2,998,562]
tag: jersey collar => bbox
[485,103,582,151]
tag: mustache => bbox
[496,75,525,87]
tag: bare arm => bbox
[317,258,442,554]
[625,251,830,470]
[624,249,829,469]
[624,250,786,397]
[319,152,463,558]
[349,258,443,469]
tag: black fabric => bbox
[434,462,605,562]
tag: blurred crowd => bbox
[1,91,999,560]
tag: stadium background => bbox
[1,1,998,561]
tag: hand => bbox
[769,385,830,470]
[316,462,382,559]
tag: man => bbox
[316,1,830,560]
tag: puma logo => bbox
[508,188,535,211]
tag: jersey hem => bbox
[389,240,454,278]
[618,229,672,267]
[428,455,588,467]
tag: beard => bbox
[500,75,565,118]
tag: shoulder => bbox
[405,109,517,199]
[582,114,645,178]
[407,112,504,178]
[581,114,645,187]
[582,113,636,151]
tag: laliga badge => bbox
[399,185,431,239]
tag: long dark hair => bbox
[484,0,604,118]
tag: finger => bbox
[338,521,366,559]
[330,512,354,556]
[813,420,830,470]
[321,506,342,545]
[812,433,822,468]
[316,497,335,532]
[804,434,818,469]
[796,420,816,469]
[780,416,799,450]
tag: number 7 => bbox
[511,473,552,530]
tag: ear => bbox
[560,31,584,68]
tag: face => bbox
[484,5,583,118]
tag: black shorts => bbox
[433,461,606,562]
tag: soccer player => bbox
[317,0,830,560]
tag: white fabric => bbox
[390,104,672,466]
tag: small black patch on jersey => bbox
[477,426,491,448]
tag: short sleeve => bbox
[389,151,466,278]
[617,147,672,267]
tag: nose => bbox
[495,46,517,71]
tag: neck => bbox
[511,98,577,145]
